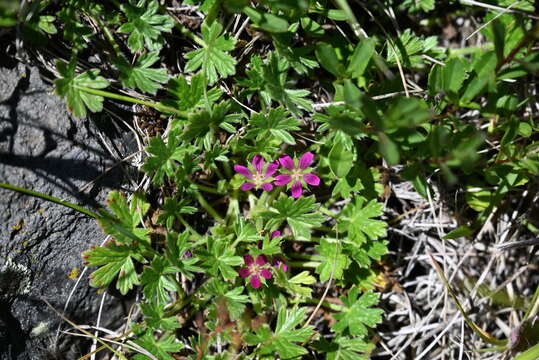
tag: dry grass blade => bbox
[427,252,507,346]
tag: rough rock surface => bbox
[0,64,127,360]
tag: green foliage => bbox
[98,191,150,245]
[115,52,169,94]
[261,52,313,115]
[132,331,183,360]
[157,198,197,229]
[140,302,180,331]
[142,130,193,185]
[184,21,237,85]
[315,238,350,281]
[22,0,539,358]
[162,73,222,112]
[200,237,243,281]
[263,196,325,240]
[338,197,387,245]
[246,107,300,145]
[140,257,179,304]
[83,242,145,294]
[117,0,174,52]
[245,307,314,359]
[332,288,384,336]
[54,59,109,118]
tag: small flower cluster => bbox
[234,153,320,198]
[239,231,288,289]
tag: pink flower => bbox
[234,155,278,192]
[273,257,288,272]
[274,152,320,198]
[238,254,273,289]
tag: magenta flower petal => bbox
[299,152,314,169]
[303,173,320,186]
[240,182,255,191]
[244,254,254,265]
[291,181,303,198]
[274,257,288,272]
[279,155,295,170]
[234,165,253,179]
[270,230,281,239]
[250,275,261,289]
[252,155,265,173]
[255,255,267,266]
[239,267,250,278]
[274,174,292,186]
[265,161,279,177]
[260,268,272,279]
[261,182,273,192]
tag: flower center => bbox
[252,171,265,185]
[250,264,261,275]
[291,168,303,182]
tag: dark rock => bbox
[0,64,128,360]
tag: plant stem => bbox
[177,214,203,240]
[0,183,99,218]
[191,183,222,195]
[173,22,205,46]
[319,206,338,219]
[87,11,123,58]
[303,298,344,312]
[75,86,189,118]
[192,191,223,222]
[288,260,320,269]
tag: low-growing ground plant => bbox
[1,0,539,358]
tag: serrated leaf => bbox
[140,302,180,331]
[140,257,178,304]
[262,52,313,115]
[83,243,143,295]
[245,307,314,359]
[339,197,387,245]
[97,191,150,245]
[54,59,109,118]
[313,336,373,360]
[115,52,168,94]
[182,102,238,143]
[117,0,174,52]
[233,219,260,244]
[157,198,197,229]
[200,238,243,281]
[246,107,300,145]
[316,239,350,281]
[185,21,237,85]
[262,196,325,241]
[163,232,203,279]
[142,130,194,185]
[162,73,222,112]
[332,288,383,336]
[205,279,249,320]
[132,331,183,360]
